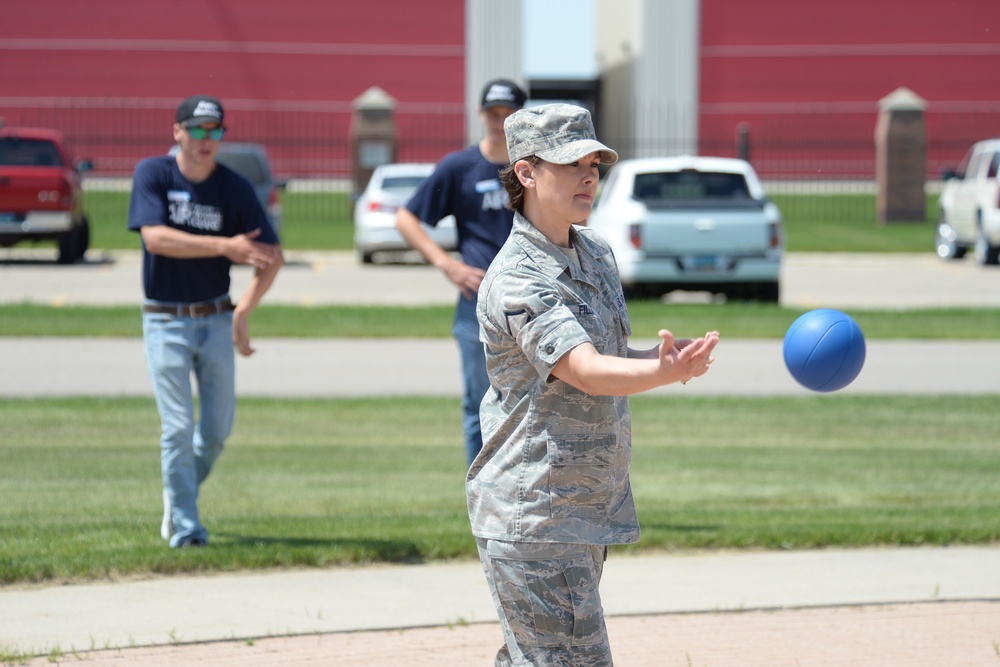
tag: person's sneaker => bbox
[178,537,207,548]
[160,489,173,541]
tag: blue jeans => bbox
[143,305,235,547]
[454,294,489,467]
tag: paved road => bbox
[2,248,1000,309]
[3,337,1000,397]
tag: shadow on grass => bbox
[213,533,427,563]
[640,523,721,533]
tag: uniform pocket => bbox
[547,434,615,519]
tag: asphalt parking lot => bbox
[2,248,1000,309]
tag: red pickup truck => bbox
[0,124,92,263]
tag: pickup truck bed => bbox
[0,126,90,263]
[588,156,784,301]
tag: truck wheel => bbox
[756,281,780,303]
[973,217,1000,265]
[731,282,779,303]
[57,217,90,264]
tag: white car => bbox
[353,162,457,264]
[936,138,1000,265]
[587,156,784,301]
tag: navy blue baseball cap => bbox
[176,95,224,127]
[480,79,528,111]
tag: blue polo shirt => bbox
[127,155,277,303]
[403,145,514,271]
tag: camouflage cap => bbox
[504,103,618,166]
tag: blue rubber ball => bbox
[783,309,866,392]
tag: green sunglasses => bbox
[187,127,226,141]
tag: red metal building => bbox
[2,0,997,179]
[0,0,467,176]
[699,0,1000,177]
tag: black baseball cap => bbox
[480,79,527,111]
[175,95,225,127]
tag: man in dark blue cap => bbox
[128,94,283,548]
[396,78,528,467]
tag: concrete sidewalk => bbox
[15,601,998,666]
[4,337,1000,398]
[5,546,1000,663]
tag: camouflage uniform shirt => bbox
[468,212,640,545]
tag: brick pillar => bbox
[875,87,927,223]
[350,86,397,195]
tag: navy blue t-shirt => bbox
[404,145,513,271]
[127,155,277,303]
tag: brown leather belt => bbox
[142,298,235,318]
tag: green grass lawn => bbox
[771,193,937,252]
[3,302,999,339]
[81,190,937,253]
[2,394,997,585]
[6,190,995,589]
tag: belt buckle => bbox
[186,301,209,317]
[175,298,227,318]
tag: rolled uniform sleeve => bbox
[502,284,592,383]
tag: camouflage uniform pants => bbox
[475,538,612,666]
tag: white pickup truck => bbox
[588,156,784,302]
[936,138,1000,265]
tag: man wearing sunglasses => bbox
[127,94,283,548]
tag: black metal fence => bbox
[0,99,466,180]
[4,98,997,229]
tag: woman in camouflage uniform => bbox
[468,103,719,666]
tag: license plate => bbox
[685,255,720,272]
